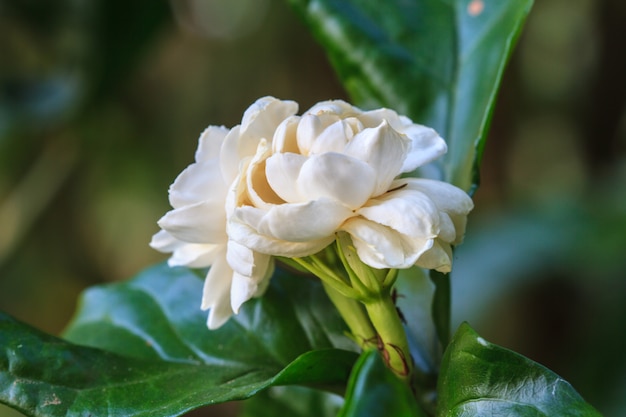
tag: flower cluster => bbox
[151,97,473,329]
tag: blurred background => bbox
[0,0,624,416]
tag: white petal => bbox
[415,239,453,273]
[230,253,273,313]
[395,178,473,243]
[255,199,353,242]
[308,119,353,155]
[340,218,433,269]
[169,160,227,208]
[168,243,223,268]
[195,126,229,162]
[229,211,336,257]
[343,120,409,196]
[149,229,182,253]
[297,153,376,210]
[296,113,327,155]
[357,189,439,238]
[219,126,245,184]
[400,124,447,172]
[396,178,474,215]
[151,230,224,267]
[201,253,234,329]
[265,153,307,203]
[245,139,284,208]
[240,97,298,142]
[272,116,301,154]
[304,99,360,117]
[157,201,226,244]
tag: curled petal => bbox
[229,211,336,257]
[308,119,354,154]
[201,252,234,329]
[265,152,307,203]
[400,124,447,172]
[394,178,473,243]
[240,97,298,145]
[396,178,474,215]
[296,113,327,155]
[238,198,353,242]
[297,153,376,210]
[304,99,360,117]
[357,189,440,239]
[415,239,453,273]
[344,121,410,196]
[340,218,433,269]
[157,201,227,244]
[246,139,284,208]
[272,116,301,154]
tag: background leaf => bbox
[287,0,533,192]
[0,263,358,416]
[338,350,426,417]
[437,322,603,417]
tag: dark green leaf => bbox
[339,350,426,417]
[288,0,533,192]
[0,263,358,416]
[240,386,343,417]
[437,323,603,417]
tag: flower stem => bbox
[363,291,413,383]
[321,281,378,350]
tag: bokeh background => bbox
[1,0,624,416]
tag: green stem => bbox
[363,291,413,382]
[321,281,378,350]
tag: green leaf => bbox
[240,386,343,417]
[288,0,533,192]
[437,323,603,417]
[0,263,359,416]
[339,350,426,417]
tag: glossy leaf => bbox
[0,263,358,416]
[437,323,603,417]
[288,0,533,192]
[240,386,343,417]
[338,350,426,417]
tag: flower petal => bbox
[343,120,409,196]
[246,139,284,208]
[265,152,307,203]
[195,125,229,162]
[229,209,336,257]
[397,178,474,215]
[400,124,447,172]
[230,253,273,313]
[297,153,376,210]
[245,198,353,242]
[340,217,433,269]
[169,160,227,208]
[157,201,226,244]
[357,188,440,238]
[201,252,234,329]
[308,119,354,155]
[240,97,298,142]
[415,239,453,273]
[395,178,473,243]
[272,115,301,154]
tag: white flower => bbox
[150,97,298,329]
[229,99,473,273]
